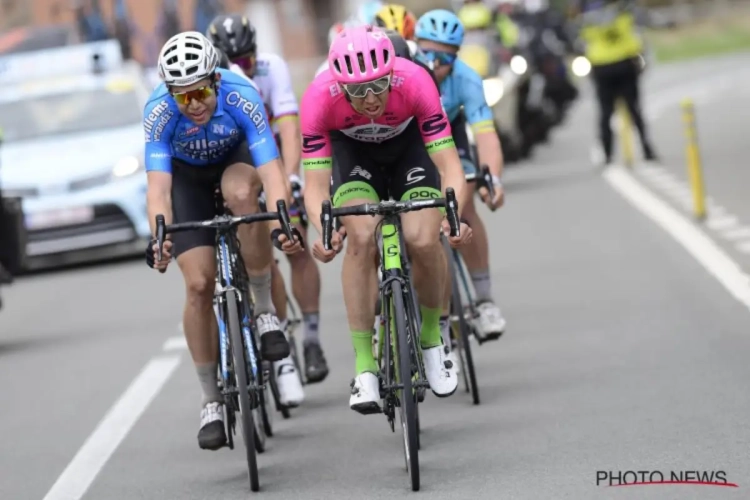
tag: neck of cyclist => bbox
[350,88,389,119]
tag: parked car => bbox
[0,40,151,270]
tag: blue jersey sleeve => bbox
[455,61,495,133]
[220,76,280,167]
[143,86,179,173]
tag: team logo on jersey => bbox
[226,90,268,134]
[174,136,239,162]
[180,126,200,138]
[143,100,173,142]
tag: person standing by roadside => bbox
[578,0,658,166]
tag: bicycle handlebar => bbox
[320,187,460,251]
[154,200,295,272]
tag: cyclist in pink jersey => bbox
[301,25,472,414]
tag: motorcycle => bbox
[510,23,583,156]
[458,30,529,163]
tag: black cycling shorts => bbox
[450,113,478,181]
[329,120,442,207]
[170,141,254,258]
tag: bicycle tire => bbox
[227,289,260,492]
[288,332,305,386]
[269,367,291,419]
[260,361,274,437]
[449,253,480,405]
[391,280,420,491]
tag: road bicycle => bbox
[321,188,460,491]
[155,199,296,492]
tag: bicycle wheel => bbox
[253,370,267,453]
[269,365,291,419]
[260,361,274,437]
[449,251,480,405]
[226,289,260,492]
[391,281,420,491]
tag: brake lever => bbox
[321,200,332,251]
[276,200,294,243]
[480,165,497,212]
[445,188,460,238]
[155,214,167,274]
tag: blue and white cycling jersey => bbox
[143,68,279,173]
[437,59,495,134]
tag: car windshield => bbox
[0,87,142,142]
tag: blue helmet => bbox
[415,9,464,47]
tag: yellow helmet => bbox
[457,3,493,30]
[374,4,417,40]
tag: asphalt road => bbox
[2,55,750,500]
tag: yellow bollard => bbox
[681,99,707,220]
[617,99,635,168]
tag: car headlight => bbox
[112,156,142,177]
[483,78,504,107]
[571,56,591,77]
[510,55,527,75]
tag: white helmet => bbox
[158,31,219,87]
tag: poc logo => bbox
[226,91,267,134]
[350,166,372,180]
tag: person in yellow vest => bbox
[578,0,657,165]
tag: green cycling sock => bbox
[352,330,378,375]
[420,305,443,349]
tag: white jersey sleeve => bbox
[254,53,299,119]
[229,63,260,92]
[315,61,329,78]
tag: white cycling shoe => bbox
[422,345,458,397]
[349,372,381,415]
[274,356,304,407]
[472,301,507,339]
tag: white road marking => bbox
[737,241,750,254]
[603,167,750,311]
[721,227,750,241]
[162,335,188,351]
[43,355,183,500]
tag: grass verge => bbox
[648,14,750,62]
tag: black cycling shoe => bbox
[198,421,227,450]
[260,330,290,361]
[197,403,227,451]
[304,342,329,383]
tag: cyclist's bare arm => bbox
[147,171,173,234]
[257,159,291,232]
[303,166,332,236]
[429,148,467,218]
[277,116,302,178]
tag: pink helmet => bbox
[328,25,395,84]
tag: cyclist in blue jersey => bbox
[144,32,303,451]
[416,10,508,340]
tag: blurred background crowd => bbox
[0,0,746,81]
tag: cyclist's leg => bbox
[171,162,225,450]
[390,127,457,397]
[440,115,476,347]
[220,152,290,362]
[460,193,507,337]
[286,204,329,383]
[258,188,302,405]
[258,188,289,321]
[331,135,387,413]
[454,113,507,337]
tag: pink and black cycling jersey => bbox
[300,57,454,170]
